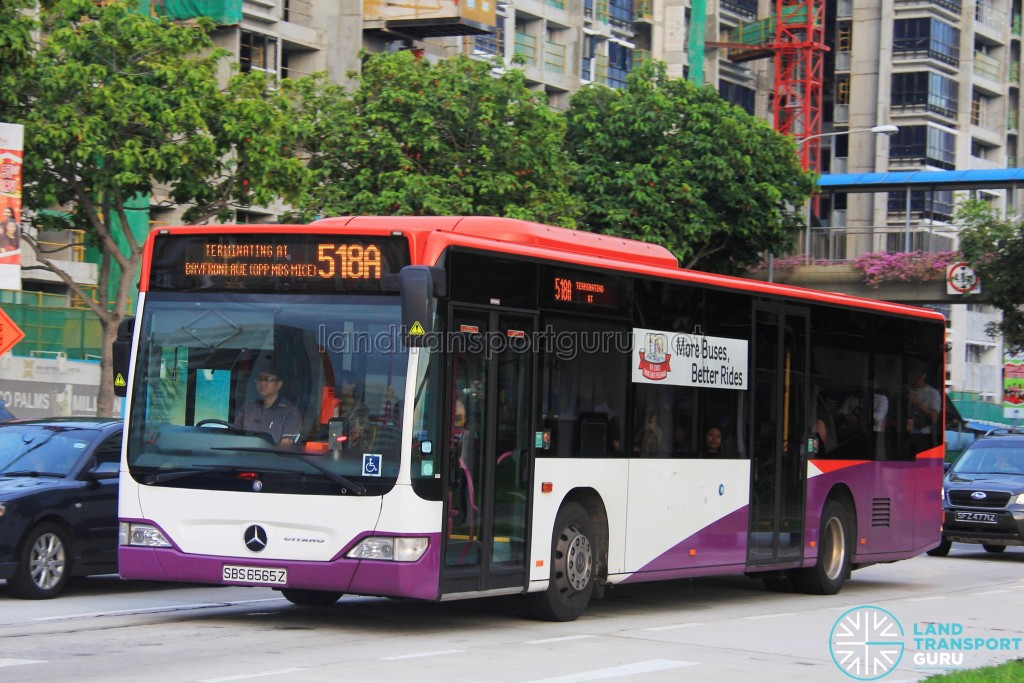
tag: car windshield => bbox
[125,292,408,496]
[0,425,95,476]
[951,441,1024,475]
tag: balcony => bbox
[363,0,495,38]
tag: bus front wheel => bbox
[279,589,343,606]
[793,499,852,595]
[527,501,597,622]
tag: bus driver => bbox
[234,371,302,445]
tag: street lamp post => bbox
[795,124,900,262]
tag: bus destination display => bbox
[549,270,621,309]
[150,235,410,292]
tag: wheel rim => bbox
[29,532,66,591]
[821,517,845,581]
[557,525,592,592]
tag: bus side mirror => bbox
[112,316,135,398]
[399,266,444,347]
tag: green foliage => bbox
[0,0,36,113]
[921,659,1024,682]
[564,60,816,274]
[285,52,578,225]
[956,199,1024,352]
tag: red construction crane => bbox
[707,0,828,173]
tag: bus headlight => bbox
[346,536,428,562]
[120,522,172,548]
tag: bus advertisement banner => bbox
[632,327,748,390]
[0,122,23,291]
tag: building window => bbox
[719,81,755,115]
[893,18,960,66]
[889,125,956,170]
[240,31,278,76]
[609,0,634,29]
[607,42,632,89]
[891,71,958,118]
[886,189,955,221]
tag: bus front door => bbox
[441,309,533,595]
[748,304,809,567]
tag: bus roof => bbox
[142,217,945,322]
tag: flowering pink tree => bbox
[852,251,962,287]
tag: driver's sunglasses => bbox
[256,376,281,383]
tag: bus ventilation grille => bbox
[871,498,892,527]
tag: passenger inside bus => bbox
[233,369,303,445]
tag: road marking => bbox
[643,622,704,631]
[907,596,945,602]
[973,590,1007,596]
[527,635,595,644]
[381,649,464,660]
[0,659,46,668]
[526,659,698,682]
[200,668,305,682]
[33,597,286,622]
[745,612,795,620]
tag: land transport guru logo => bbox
[829,605,1022,680]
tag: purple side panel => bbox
[620,506,749,584]
[805,458,943,562]
[120,531,443,600]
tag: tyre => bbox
[793,499,852,595]
[8,522,71,599]
[926,537,952,557]
[982,544,1006,554]
[280,589,343,606]
[526,501,597,622]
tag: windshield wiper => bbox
[212,446,365,494]
[2,470,64,478]
[144,466,231,485]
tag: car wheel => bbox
[526,501,598,621]
[793,499,852,595]
[280,589,343,606]
[8,522,72,599]
[982,544,1006,554]
[926,537,952,557]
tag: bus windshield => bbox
[125,292,408,496]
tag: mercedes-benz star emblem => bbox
[244,525,268,553]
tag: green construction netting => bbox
[161,0,242,24]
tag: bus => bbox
[114,216,945,621]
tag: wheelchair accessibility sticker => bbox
[362,453,382,477]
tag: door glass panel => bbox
[492,321,531,567]
[749,309,780,564]
[446,316,488,568]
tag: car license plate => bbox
[222,565,288,585]
[955,511,997,524]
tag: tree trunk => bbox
[96,316,119,418]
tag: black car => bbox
[0,418,121,598]
[929,429,1024,556]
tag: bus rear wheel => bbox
[793,499,851,595]
[280,589,343,606]
[527,501,597,622]
[926,537,951,556]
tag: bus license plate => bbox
[222,565,288,585]
[955,511,997,524]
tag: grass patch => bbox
[923,659,1024,682]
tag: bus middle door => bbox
[441,308,534,596]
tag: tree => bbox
[286,52,579,225]
[565,60,816,274]
[956,199,1024,352]
[0,0,35,114]
[11,0,309,416]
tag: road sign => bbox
[0,307,25,356]
[947,262,981,296]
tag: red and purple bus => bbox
[114,216,944,621]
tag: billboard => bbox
[0,122,24,291]
[0,354,122,419]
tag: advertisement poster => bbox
[1004,353,1024,420]
[0,355,122,419]
[632,327,748,390]
[0,122,24,291]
